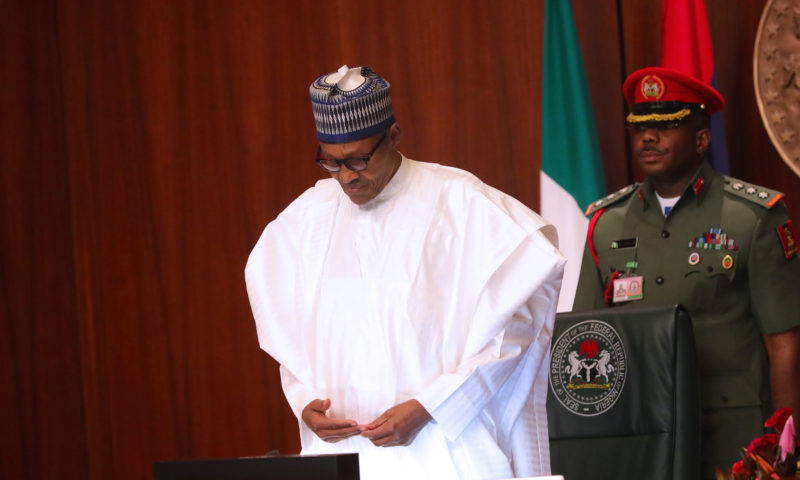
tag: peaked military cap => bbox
[623,66,725,124]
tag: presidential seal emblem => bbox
[550,320,627,416]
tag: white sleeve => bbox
[279,365,316,420]
[245,197,318,418]
[415,227,565,442]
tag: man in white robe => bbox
[245,65,565,480]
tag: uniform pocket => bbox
[700,374,762,408]
[681,249,738,308]
[683,249,738,281]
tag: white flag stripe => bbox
[540,170,589,313]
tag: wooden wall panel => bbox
[0,2,89,479]
[55,2,304,478]
[572,0,629,192]
[3,1,799,480]
[619,0,662,74]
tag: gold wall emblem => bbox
[754,0,800,178]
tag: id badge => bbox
[612,275,643,303]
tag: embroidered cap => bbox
[309,65,395,143]
[623,66,724,124]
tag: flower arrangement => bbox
[717,408,800,480]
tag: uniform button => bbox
[610,267,616,272]
[656,276,664,285]
[661,230,670,238]
[722,396,728,403]
[707,266,713,272]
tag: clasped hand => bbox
[301,398,431,447]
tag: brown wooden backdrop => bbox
[3,1,798,479]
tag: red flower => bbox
[747,433,778,455]
[764,407,793,434]
[731,460,750,475]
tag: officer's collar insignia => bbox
[693,177,705,196]
[768,192,785,208]
[689,228,738,251]
[641,75,665,100]
[549,319,627,416]
[777,220,798,259]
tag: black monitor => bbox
[154,453,359,480]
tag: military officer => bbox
[573,66,800,479]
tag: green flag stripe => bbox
[542,0,606,210]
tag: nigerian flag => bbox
[541,0,606,312]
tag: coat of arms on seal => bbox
[549,320,627,416]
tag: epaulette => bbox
[722,176,784,209]
[584,184,639,217]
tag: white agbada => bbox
[246,156,565,480]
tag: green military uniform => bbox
[574,161,800,478]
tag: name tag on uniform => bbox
[612,275,643,303]
[610,237,638,249]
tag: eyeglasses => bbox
[316,132,387,173]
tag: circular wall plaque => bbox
[754,0,800,178]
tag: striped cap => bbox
[309,65,395,143]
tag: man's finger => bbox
[360,422,387,439]
[317,425,363,442]
[363,424,404,447]
[307,398,330,413]
[360,414,388,432]
[308,415,357,431]
[360,421,396,441]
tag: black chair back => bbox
[547,305,700,480]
